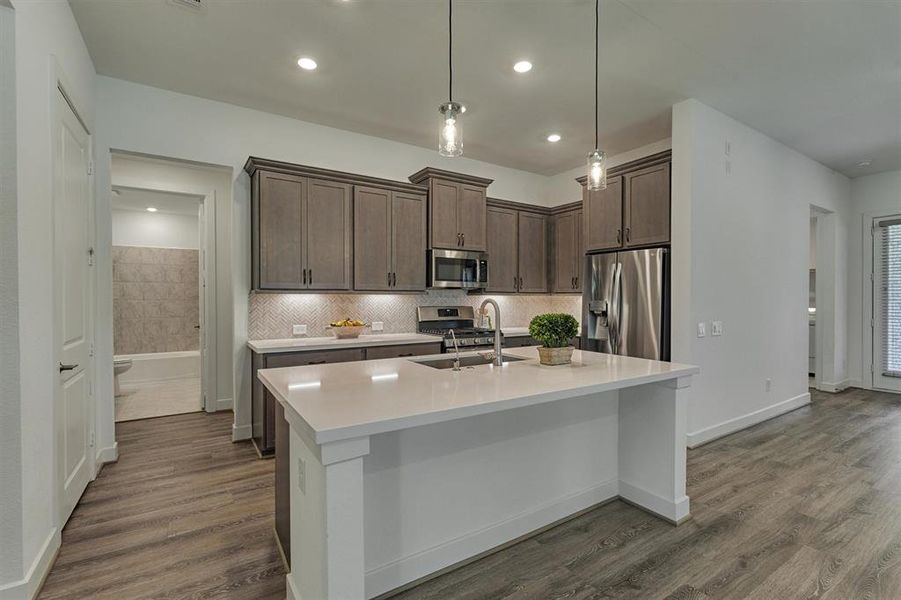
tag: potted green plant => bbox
[528,313,579,366]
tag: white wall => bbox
[545,138,673,206]
[111,209,199,249]
[4,0,96,595]
[847,170,901,387]
[671,99,851,446]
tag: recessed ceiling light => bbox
[547,133,562,143]
[857,159,872,168]
[297,57,318,71]
[146,207,158,212]
[513,60,533,73]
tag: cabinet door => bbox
[265,348,364,368]
[364,342,442,360]
[624,163,670,247]
[306,178,352,290]
[573,209,583,292]
[584,175,623,252]
[517,211,548,293]
[458,184,487,250]
[552,211,577,292]
[353,186,392,291]
[391,191,427,291]
[430,179,460,249]
[486,206,518,293]
[257,171,306,289]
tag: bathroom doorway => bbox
[111,186,206,421]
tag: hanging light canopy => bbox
[586,0,607,190]
[438,0,463,157]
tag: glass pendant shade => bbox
[587,149,607,191]
[438,101,463,157]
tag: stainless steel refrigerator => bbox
[582,248,670,361]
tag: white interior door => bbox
[198,201,209,412]
[874,215,901,392]
[54,88,93,523]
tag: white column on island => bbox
[287,424,370,600]
[617,376,691,523]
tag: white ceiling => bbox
[70,0,901,177]
[112,187,201,216]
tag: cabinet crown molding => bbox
[244,157,427,194]
[575,150,672,186]
[408,167,494,188]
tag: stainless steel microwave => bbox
[428,249,489,289]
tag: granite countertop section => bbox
[247,333,443,354]
[259,347,699,444]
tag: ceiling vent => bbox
[168,0,206,13]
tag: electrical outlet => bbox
[371,321,384,332]
[697,322,706,338]
[711,321,723,336]
[293,324,308,336]
[297,457,306,494]
[765,378,772,392]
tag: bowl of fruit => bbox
[327,318,368,339]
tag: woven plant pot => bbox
[537,346,574,366]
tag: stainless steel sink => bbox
[413,354,527,370]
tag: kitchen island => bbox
[259,347,699,600]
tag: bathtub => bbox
[115,350,201,386]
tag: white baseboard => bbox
[687,392,811,448]
[94,442,118,475]
[365,479,619,598]
[285,572,300,600]
[818,380,850,393]
[618,480,689,524]
[215,397,233,411]
[0,528,60,600]
[847,379,868,390]
[232,422,252,442]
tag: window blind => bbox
[878,218,901,378]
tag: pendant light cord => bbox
[448,0,453,102]
[594,0,599,150]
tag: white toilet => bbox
[113,358,133,397]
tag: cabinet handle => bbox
[616,229,621,244]
[457,233,462,246]
[306,360,327,365]
[575,276,579,288]
[392,272,396,287]
[625,228,631,243]
[309,269,313,285]
[572,277,576,289]
[388,272,391,286]
[398,353,414,357]
[461,233,465,246]
[303,269,307,285]
[514,276,518,290]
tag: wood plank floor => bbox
[39,387,901,599]
[38,412,286,600]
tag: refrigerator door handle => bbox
[610,261,622,353]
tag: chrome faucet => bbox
[449,329,461,371]
[479,299,503,366]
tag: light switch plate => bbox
[711,321,723,336]
[697,322,706,338]
[293,324,308,336]
[371,321,384,332]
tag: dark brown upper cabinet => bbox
[246,157,427,292]
[486,206,518,293]
[583,176,623,253]
[353,186,427,291]
[551,207,583,293]
[623,162,670,247]
[579,151,671,253]
[409,168,492,251]
[485,201,547,294]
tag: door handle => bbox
[59,362,78,373]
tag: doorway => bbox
[808,215,817,388]
[110,187,207,421]
[872,214,901,392]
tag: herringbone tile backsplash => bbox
[248,291,581,340]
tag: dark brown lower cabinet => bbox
[504,335,581,349]
[274,400,290,567]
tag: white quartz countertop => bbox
[259,347,699,445]
[247,333,443,354]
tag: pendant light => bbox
[438,0,463,157]
[586,0,607,190]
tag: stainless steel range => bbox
[417,306,502,351]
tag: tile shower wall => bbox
[113,246,200,354]
[248,290,582,340]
